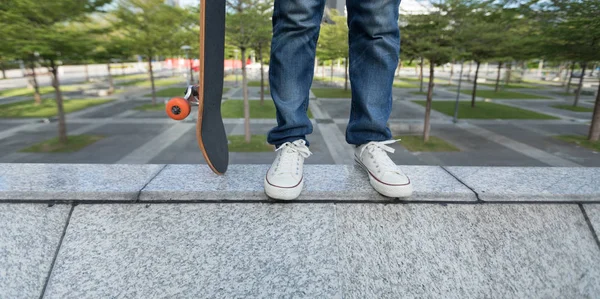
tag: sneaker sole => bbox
[355,157,413,198]
[264,176,304,200]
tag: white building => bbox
[325,0,432,16]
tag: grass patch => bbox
[312,88,352,98]
[228,134,274,152]
[248,81,268,87]
[393,81,419,88]
[0,85,78,97]
[314,76,347,84]
[113,73,148,80]
[414,101,559,120]
[551,104,594,112]
[459,89,552,99]
[395,135,460,152]
[398,77,450,85]
[480,82,542,89]
[222,100,313,118]
[555,135,600,152]
[117,77,184,88]
[20,135,104,153]
[0,98,113,118]
[144,87,233,98]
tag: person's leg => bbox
[267,0,326,147]
[265,0,324,200]
[347,0,412,198]
[345,0,401,145]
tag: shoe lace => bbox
[274,140,312,175]
[360,140,400,173]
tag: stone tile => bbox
[140,165,475,201]
[445,167,600,201]
[0,204,71,299]
[584,204,600,236]
[336,204,600,298]
[0,164,164,201]
[44,203,339,298]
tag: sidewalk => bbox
[1,164,599,298]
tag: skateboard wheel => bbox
[166,97,191,120]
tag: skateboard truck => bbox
[165,85,199,120]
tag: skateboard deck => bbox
[166,0,228,174]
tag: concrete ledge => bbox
[445,167,600,202]
[1,164,599,202]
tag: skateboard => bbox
[165,0,228,175]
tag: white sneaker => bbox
[264,140,312,200]
[355,140,413,198]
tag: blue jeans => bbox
[267,0,401,147]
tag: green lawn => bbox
[312,88,352,98]
[313,76,347,84]
[144,87,232,98]
[228,135,274,152]
[555,135,600,152]
[414,101,559,120]
[222,100,313,118]
[480,82,542,89]
[117,77,184,88]
[393,81,419,88]
[551,104,594,112]
[398,77,450,85]
[20,135,104,153]
[113,73,149,80]
[248,81,268,87]
[459,89,552,99]
[395,135,459,152]
[0,85,78,97]
[0,98,114,118]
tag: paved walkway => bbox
[0,84,597,166]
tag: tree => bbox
[318,9,349,90]
[0,0,110,144]
[248,0,273,106]
[456,3,506,107]
[226,0,264,143]
[535,0,600,107]
[402,8,453,142]
[114,0,195,105]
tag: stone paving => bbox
[0,79,598,167]
[1,164,599,298]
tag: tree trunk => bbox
[259,47,265,106]
[561,62,570,86]
[0,61,6,79]
[107,64,115,94]
[423,62,435,142]
[330,60,333,83]
[419,57,424,92]
[505,61,512,85]
[344,57,349,91]
[573,62,587,107]
[396,59,401,77]
[467,61,472,81]
[50,59,68,145]
[588,80,600,141]
[148,57,156,105]
[495,62,503,92]
[84,64,90,82]
[29,60,42,104]
[448,60,454,86]
[538,59,544,77]
[241,48,251,143]
[471,61,481,108]
[566,63,575,93]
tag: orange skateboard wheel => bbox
[166,97,191,120]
